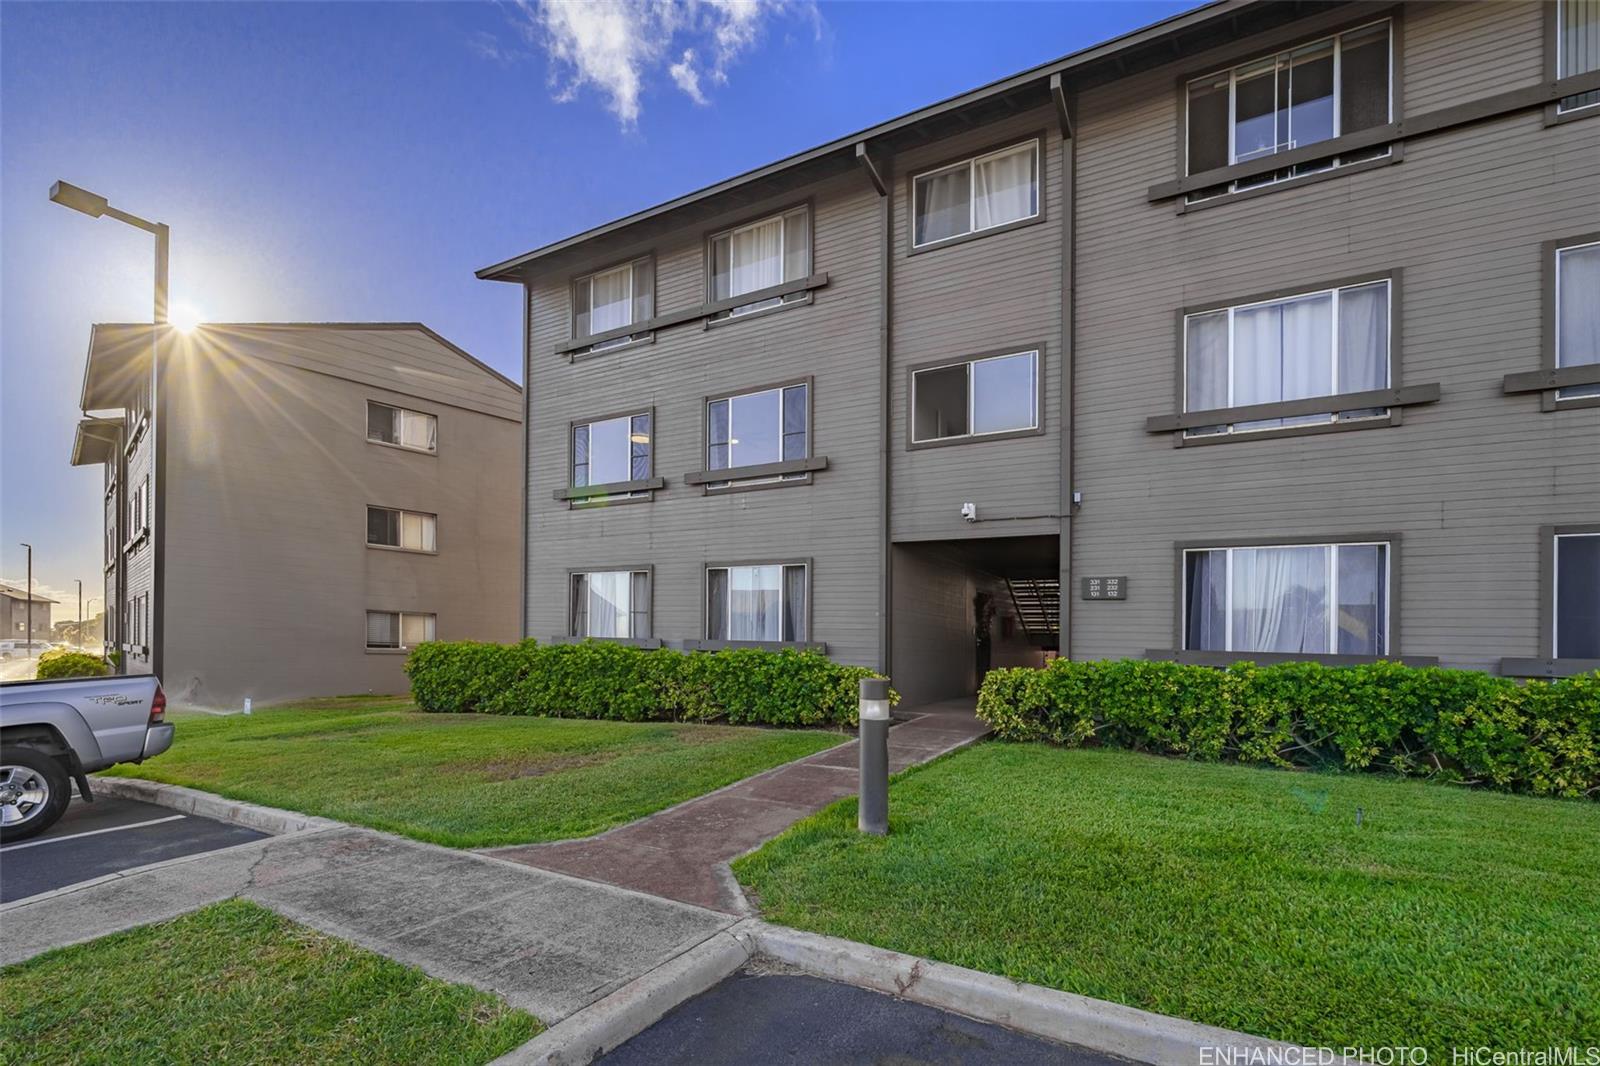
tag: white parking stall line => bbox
[0,814,186,852]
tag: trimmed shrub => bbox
[36,648,111,680]
[405,640,890,728]
[977,659,1600,799]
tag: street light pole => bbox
[77,579,83,648]
[20,543,33,654]
[49,181,168,323]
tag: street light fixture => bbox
[49,180,169,323]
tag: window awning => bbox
[78,322,158,410]
[69,416,122,467]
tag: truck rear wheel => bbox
[0,747,70,844]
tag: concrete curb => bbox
[92,776,342,836]
[491,925,754,1066]
[738,921,1302,1066]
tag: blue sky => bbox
[0,0,1197,608]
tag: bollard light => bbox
[858,677,891,836]
[859,680,891,722]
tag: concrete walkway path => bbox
[0,824,733,1025]
[489,700,989,913]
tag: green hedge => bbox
[405,640,890,728]
[977,659,1600,798]
[36,648,111,680]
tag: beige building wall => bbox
[156,325,521,706]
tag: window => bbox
[707,564,807,643]
[366,610,435,650]
[367,401,437,453]
[912,140,1040,249]
[366,506,437,551]
[573,412,652,497]
[707,383,808,486]
[709,206,811,317]
[126,475,149,540]
[571,570,651,639]
[1184,542,1389,656]
[1186,21,1391,198]
[912,350,1038,443]
[1556,242,1600,401]
[1184,279,1390,435]
[1556,533,1600,659]
[573,257,653,350]
[1558,0,1600,113]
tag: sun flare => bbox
[170,302,205,332]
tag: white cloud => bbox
[669,49,707,104]
[509,0,819,128]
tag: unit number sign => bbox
[1081,576,1127,600]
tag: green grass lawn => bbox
[0,899,538,1065]
[734,743,1600,1054]
[105,696,842,847]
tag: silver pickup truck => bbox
[0,674,173,842]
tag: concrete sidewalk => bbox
[489,700,990,913]
[0,824,734,1025]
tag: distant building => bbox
[0,583,56,647]
[70,323,522,706]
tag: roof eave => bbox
[473,0,1246,281]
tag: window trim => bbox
[1148,270,1445,444]
[558,406,661,507]
[364,609,437,653]
[1546,0,1600,124]
[906,134,1046,254]
[1164,532,1418,665]
[685,377,823,495]
[565,565,655,644]
[366,400,439,455]
[569,253,656,359]
[365,504,439,555]
[1502,525,1600,677]
[1178,17,1398,199]
[906,346,1045,449]
[690,558,821,651]
[703,201,815,319]
[1503,235,1600,411]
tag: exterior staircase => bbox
[1005,577,1060,649]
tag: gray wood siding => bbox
[522,171,885,667]
[1069,0,1600,672]
[889,105,1065,543]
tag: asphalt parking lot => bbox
[598,968,1125,1065]
[0,794,266,904]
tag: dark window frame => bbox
[1148,268,1446,446]
[690,557,822,651]
[558,405,662,507]
[1501,524,1600,678]
[1546,0,1600,125]
[365,504,439,554]
[568,253,658,361]
[1502,233,1600,411]
[702,200,816,324]
[1157,532,1423,666]
[685,376,823,495]
[906,345,1046,450]
[905,132,1048,256]
[564,564,657,645]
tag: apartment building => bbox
[70,323,522,706]
[0,584,56,647]
[478,0,1600,708]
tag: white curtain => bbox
[973,145,1035,229]
[587,572,630,638]
[730,218,783,297]
[1185,311,1230,411]
[401,512,435,552]
[915,167,970,245]
[1337,282,1389,392]
[1558,244,1600,369]
[401,613,435,647]
[589,265,633,333]
[729,565,782,641]
[1232,546,1329,653]
[401,410,437,451]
